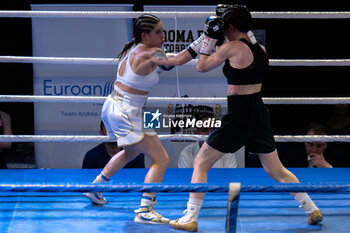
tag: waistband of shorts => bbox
[227,92,262,109]
[110,87,147,107]
[227,92,261,99]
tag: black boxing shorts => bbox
[206,92,276,154]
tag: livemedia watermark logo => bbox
[143,109,221,129]
[143,109,162,129]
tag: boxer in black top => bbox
[170,5,323,232]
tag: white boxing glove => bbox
[200,35,218,55]
[187,34,204,59]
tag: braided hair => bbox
[117,14,160,59]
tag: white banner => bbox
[32,4,133,168]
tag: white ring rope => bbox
[1,10,350,19]
[1,56,350,66]
[270,59,350,66]
[1,95,350,105]
[1,11,349,143]
[0,135,350,142]
[0,56,117,65]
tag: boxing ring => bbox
[0,168,350,233]
[1,8,350,233]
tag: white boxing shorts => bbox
[101,87,157,147]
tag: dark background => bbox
[1,0,350,136]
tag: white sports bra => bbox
[116,43,159,92]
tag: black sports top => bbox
[223,38,269,85]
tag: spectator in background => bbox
[278,122,350,168]
[305,123,335,168]
[82,121,144,169]
[178,106,237,168]
[0,111,12,169]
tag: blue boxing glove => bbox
[200,16,224,55]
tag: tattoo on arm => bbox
[152,50,168,60]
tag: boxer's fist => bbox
[204,16,224,40]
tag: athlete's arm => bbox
[196,42,236,72]
[150,48,193,67]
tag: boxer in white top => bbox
[84,13,199,225]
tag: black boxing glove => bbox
[215,4,234,17]
[204,16,224,39]
[200,16,224,55]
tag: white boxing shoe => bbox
[83,192,107,205]
[134,205,170,224]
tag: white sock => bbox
[93,172,110,183]
[294,193,319,214]
[140,193,156,207]
[186,198,203,220]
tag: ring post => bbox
[226,182,241,233]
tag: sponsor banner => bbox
[32,4,133,168]
[34,77,114,131]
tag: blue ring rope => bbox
[0,183,349,193]
[242,184,350,193]
[0,183,227,192]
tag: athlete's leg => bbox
[259,149,323,224]
[128,134,170,224]
[170,142,224,231]
[83,146,140,205]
